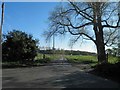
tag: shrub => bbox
[2,30,38,63]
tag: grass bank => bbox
[65,55,119,64]
[2,53,61,68]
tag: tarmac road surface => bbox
[2,57,120,88]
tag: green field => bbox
[2,53,119,68]
[34,53,61,62]
[65,55,119,65]
[108,55,119,64]
[65,55,97,64]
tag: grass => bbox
[2,61,30,68]
[65,55,97,64]
[2,53,60,68]
[2,53,119,69]
[65,55,119,65]
[108,55,119,64]
[34,53,61,62]
[65,55,98,68]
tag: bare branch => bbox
[69,2,93,21]
[103,15,120,28]
[104,29,117,45]
[102,7,118,22]
[66,18,93,29]
[105,35,118,47]
[67,26,96,44]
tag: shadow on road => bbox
[2,70,120,88]
[2,57,120,88]
[50,71,119,88]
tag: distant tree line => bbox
[65,50,96,55]
[38,49,96,56]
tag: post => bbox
[0,3,4,89]
[0,2,4,64]
[52,34,55,55]
[106,52,108,63]
[43,47,45,59]
[52,34,56,59]
[0,2,4,39]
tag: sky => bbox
[1,2,97,53]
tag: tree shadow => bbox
[50,71,119,88]
[3,71,118,88]
[67,58,97,64]
[2,69,119,89]
[80,60,96,64]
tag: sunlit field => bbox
[3,53,119,67]
[65,55,119,65]
[65,55,97,63]
[35,53,61,61]
[108,56,119,64]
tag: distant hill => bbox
[38,49,96,56]
[64,50,96,55]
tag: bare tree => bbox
[45,2,120,64]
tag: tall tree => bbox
[45,2,120,64]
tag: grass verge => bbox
[2,53,61,68]
[65,55,97,65]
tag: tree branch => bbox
[66,18,93,29]
[104,29,117,45]
[69,2,93,21]
[57,17,93,29]
[102,7,118,23]
[103,15,120,28]
[105,35,118,46]
[67,26,96,44]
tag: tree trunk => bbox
[96,22,107,64]
[93,4,108,64]
[96,41,107,64]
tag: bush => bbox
[2,30,38,63]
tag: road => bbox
[2,57,120,88]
